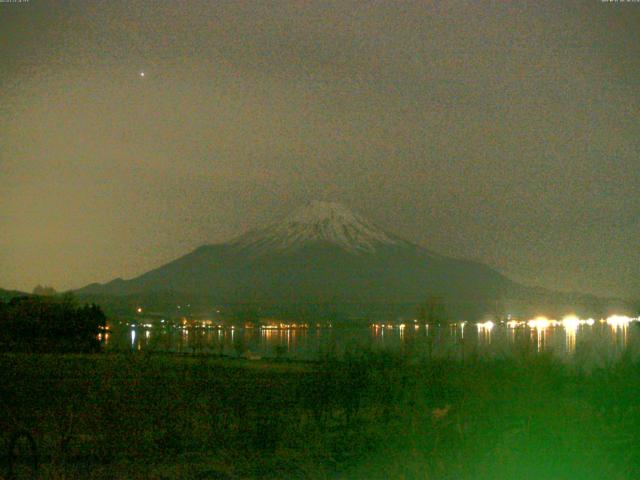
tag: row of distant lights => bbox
[477,315,638,331]
[373,315,638,332]
[129,313,318,331]
[136,309,636,332]
[128,317,636,332]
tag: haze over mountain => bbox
[78,202,624,320]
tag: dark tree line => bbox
[0,295,106,353]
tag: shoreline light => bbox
[528,316,551,329]
[606,315,633,327]
[561,315,580,330]
[476,320,494,331]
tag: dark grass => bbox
[1,350,640,479]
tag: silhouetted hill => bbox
[0,288,31,302]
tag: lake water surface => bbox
[103,316,640,365]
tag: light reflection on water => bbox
[104,318,640,365]
[565,324,577,354]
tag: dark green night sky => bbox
[1,0,638,298]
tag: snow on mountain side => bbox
[231,201,403,253]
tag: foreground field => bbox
[1,351,639,479]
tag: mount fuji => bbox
[77,201,615,320]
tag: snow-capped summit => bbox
[77,200,614,321]
[231,201,401,253]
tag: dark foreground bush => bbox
[0,295,106,353]
[1,351,639,479]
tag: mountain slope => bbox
[77,201,619,319]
